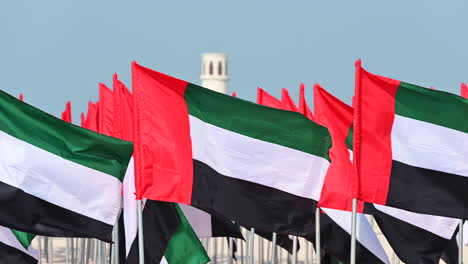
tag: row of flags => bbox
[0,60,467,263]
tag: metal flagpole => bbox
[259,235,264,264]
[292,236,298,264]
[66,238,70,264]
[459,219,464,264]
[315,208,321,264]
[270,233,277,264]
[79,239,86,264]
[350,198,358,264]
[228,238,234,264]
[305,240,309,264]
[98,241,103,264]
[249,228,255,264]
[137,200,145,264]
[113,222,119,264]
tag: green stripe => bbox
[11,230,35,249]
[0,90,133,181]
[346,125,353,151]
[395,82,468,134]
[164,204,210,264]
[185,84,331,161]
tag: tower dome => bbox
[200,53,229,94]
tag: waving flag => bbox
[0,227,38,264]
[61,101,72,123]
[257,87,281,108]
[281,88,299,112]
[132,62,331,236]
[461,83,468,99]
[298,83,314,120]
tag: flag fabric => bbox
[98,83,114,136]
[86,101,98,132]
[122,161,209,264]
[0,226,38,264]
[132,62,331,236]
[298,83,314,120]
[61,101,72,123]
[306,208,389,264]
[0,90,133,242]
[19,94,24,101]
[256,87,281,108]
[461,83,468,99]
[281,88,299,112]
[231,92,237,97]
[365,203,458,263]
[354,60,468,219]
[178,204,243,239]
[80,113,87,128]
[313,84,359,212]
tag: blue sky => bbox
[1,1,467,122]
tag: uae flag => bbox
[306,208,389,264]
[0,227,38,264]
[0,90,133,242]
[354,60,468,219]
[132,62,332,236]
[461,83,468,99]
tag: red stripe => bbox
[132,62,193,203]
[314,84,363,212]
[281,88,299,112]
[354,60,400,204]
[98,83,114,137]
[257,87,281,108]
[462,83,468,99]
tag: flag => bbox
[306,209,389,264]
[298,83,314,120]
[461,83,468,99]
[132,62,331,236]
[354,60,468,219]
[231,91,237,97]
[257,87,281,108]
[19,94,24,101]
[80,113,87,128]
[178,204,243,239]
[112,75,134,141]
[122,161,209,264]
[98,83,114,136]
[281,88,299,112]
[313,84,359,212]
[61,101,72,123]
[86,101,98,132]
[0,90,133,241]
[365,204,458,263]
[0,226,38,264]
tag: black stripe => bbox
[190,159,318,236]
[0,242,37,264]
[366,203,451,263]
[441,230,459,264]
[387,160,468,219]
[210,215,243,239]
[126,200,181,264]
[305,212,385,264]
[0,181,113,242]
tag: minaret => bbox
[200,53,229,94]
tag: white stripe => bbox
[392,115,468,177]
[0,130,122,225]
[160,256,168,264]
[321,208,390,264]
[189,115,330,201]
[179,204,212,238]
[373,204,458,240]
[122,158,137,257]
[0,226,38,260]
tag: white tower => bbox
[200,53,229,94]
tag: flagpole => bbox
[292,236,298,264]
[459,219,464,264]
[270,232,277,264]
[137,200,145,264]
[315,208,321,264]
[228,237,234,264]
[249,228,255,264]
[350,198,358,264]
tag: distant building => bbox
[200,53,228,94]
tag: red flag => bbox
[86,101,99,132]
[113,74,134,142]
[19,94,24,101]
[98,83,114,136]
[462,83,468,99]
[132,62,193,201]
[113,74,123,139]
[257,87,281,108]
[314,84,362,212]
[80,113,87,128]
[231,92,237,97]
[298,83,314,120]
[281,88,298,112]
[61,101,72,123]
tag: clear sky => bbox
[1,1,467,122]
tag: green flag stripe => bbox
[10,230,35,250]
[164,204,210,264]
[395,82,468,134]
[0,90,133,181]
[185,84,331,161]
[346,125,354,151]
